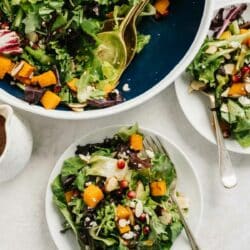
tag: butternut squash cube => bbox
[0,56,13,79]
[150,181,167,196]
[228,83,247,97]
[67,78,78,92]
[116,205,130,219]
[154,0,170,16]
[65,191,74,203]
[32,70,57,88]
[40,91,61,110]
[130,134,143,151]
[16,61,35,79]
[118,225,130,234]
[83,184,104,208]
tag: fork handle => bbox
[170,194,200,250]
[211,110,237,188]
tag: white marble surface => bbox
[1,85,250,250]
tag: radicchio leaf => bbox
[24,86,45,104]
[87,92,124,108]
[0,30,22,55]
[213,4,247,38]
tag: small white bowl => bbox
[45,125,203,250]
[0,104,33,182]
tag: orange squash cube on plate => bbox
[40,91,61,110]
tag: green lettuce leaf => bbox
[116,123,139,141]
[151,153,177,186]
[61,156,85,178]
[136,34,151,53]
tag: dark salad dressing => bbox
[0,115,6,155]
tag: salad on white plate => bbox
[176,3,250,153]
[46,125,202,250]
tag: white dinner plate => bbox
[175,1,250,155]
[45,125,203,250]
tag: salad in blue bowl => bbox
[0,0,210,118]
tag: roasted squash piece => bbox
[65,191,74,203]
[0,56,13,79]
[150,181,167,196]
[154,0,170,16]
[16,61,35,79]
[118,225,130,234]
[116,205,130,219]
[40,90,61,110]
[228,83,247,96]
[82,184,104,208]
[67,78,78,92]
[31,70,57,88]
[130,134,143,151]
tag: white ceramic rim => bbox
[174,0,250,155]
[45,124,203,249]
[0,0,214,120]
[0,104,13,163]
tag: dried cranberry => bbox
[139,213,147,222]
[143,226,150,235]
[241,66,250,75]
[53,85,62,93]
[232,73,241,83]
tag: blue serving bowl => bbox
[0,0,214,119]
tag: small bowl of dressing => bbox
[0,104,33,182]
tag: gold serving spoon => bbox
[95,0,149,91]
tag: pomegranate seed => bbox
[143,226,150,235]
[117,159,126,169]
[127,191,136,199]
[241,66,250,74]
[139,213,147,222]
[120,180,128,189]
[53,85,62,93]
[232,73,241,83]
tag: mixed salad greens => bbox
[188,4,250,148]
[0,0,170,111]
[51,125,188,249]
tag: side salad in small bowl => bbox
[177,3,250,150]
[46,124,202,250]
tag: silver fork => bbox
[144,136,200,250]
[200,90,237,189]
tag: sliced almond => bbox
[189,80,206,92]
[10,61,25,77]
[135,200,143,218]
[71,107,84,112]
[105,177,119,192]
[118,219,129,227]
[224,64,235,75]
